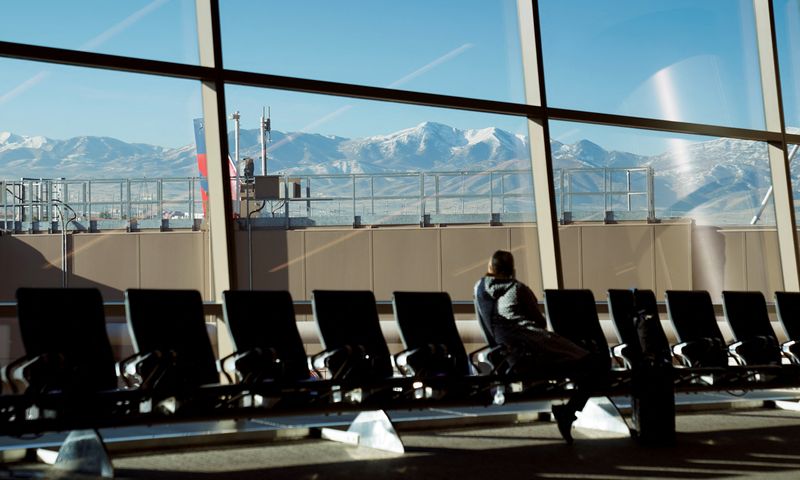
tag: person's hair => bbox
[489,250,515,278]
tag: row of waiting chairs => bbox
[5,287,800,403]
[606,289,800,371]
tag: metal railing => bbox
[0,167,655,232]
[556,166,656,223]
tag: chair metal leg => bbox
[320,409,405,453]
[50,429,114,478]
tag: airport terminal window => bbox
[224,85,540,301]
[219,0,526,104]
[0,1,199,65]
[775,0,800,130]
[0,57,206,302]
[551,120,782,300]
[538,0,765,130]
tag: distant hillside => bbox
[0,124,792,225]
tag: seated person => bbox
[474,250,605,444]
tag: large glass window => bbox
[551,121,781,300]
[220,0,526,103]
[0,1,199,64]
[775,0,800,129]
[224,85,540,301]
[539,0,765,129]
[0,58,206,302]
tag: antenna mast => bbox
[230,111,240,170]
[260,107,271,175]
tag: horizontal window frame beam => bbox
[1,40,795,146]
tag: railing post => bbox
[352,174,357,224]
[158,179,163,220]
[420,172,426,224]
[648,166,656,222]
[489,171,494,216]
[190,177,196,221]
[126,179,132,222]
[434,174,440,214]
[501,173,506,214]
[306,177,312,217]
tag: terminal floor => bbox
[0,391,800,480]
[9,406,800,479]
[116,409,800,480]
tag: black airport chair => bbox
[221,290,311,383]
[121,289,219,393]
[665,290,728,368]
[3,288,117,395]
[774,291,800,363]
[392,291,470,377]
[543,289,612,373]
[721,291,782,366]
[310,290,394,382]
[607,289,672,368]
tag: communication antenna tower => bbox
[260,106,271,175]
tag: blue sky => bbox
[0,0,797,155]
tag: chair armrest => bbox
[394,347,422,376]
[117,350,174,389]
[394,344,455,377]
[218,348,282,384]
[1,355,30,394]
[469,345,507,375]
[782,340,800,364]
[311,347,350,379]
[672,342,695,367]
[611,343,633,369]
[727,341,746,366]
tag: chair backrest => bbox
[665,290,724,343]
[722,291,777,340]
[125,289,219,388]
[775,291,800,341]
[16,287,117,392]
[722,291,781,365]
[392,291,470,376]
[222,290,310,381]
[607,289,639,348]
[311,290,393,380]
[665,290,728,368]
[544,289,609,360]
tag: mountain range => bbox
[0,123,794,224]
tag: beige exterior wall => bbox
[0,221,784,305]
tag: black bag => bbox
[630,298,675,445]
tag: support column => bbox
[196,0,237,299]
[753,0,800,291]
[517,0,562,289]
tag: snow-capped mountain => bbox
[0,122,793,224]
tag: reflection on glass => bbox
[539,0,764,129]
[789,145,800,218]
[550,122,773,225]
[551,121,781,299]
[0,58,204,301]
[220,0,525,103]
[224,86,534,227]
[0,0,199,64]
[775,0,800,129]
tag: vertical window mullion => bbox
[518,0,563,289]
[196,0,238,299]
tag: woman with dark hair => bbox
[474,250,599,444]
